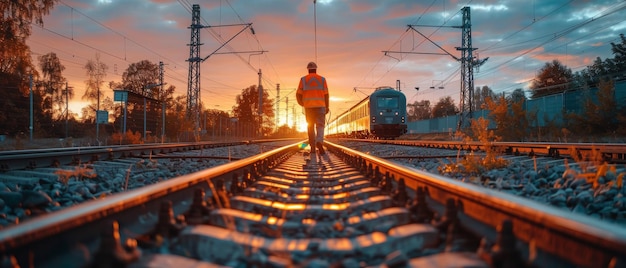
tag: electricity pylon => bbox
[186,4,265,137]
[383,6,488,130]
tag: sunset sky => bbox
[27,0,626,126]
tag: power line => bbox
[477,1,626,81]
[313,0,318,62]
[365,2,467,88]
[31,1,200,99]
[479,0,575,52]
[178,0,279,92]
[58,0,186,69]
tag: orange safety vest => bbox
[297,74,328,108]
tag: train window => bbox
[377,97,398,108]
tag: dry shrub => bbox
[566,146,625,190]
[111,131,143,145]
[55,165,97,185]
[440,118,508,175]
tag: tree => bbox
[483,95,528,141]
[38,52,69,120]
[472,86,496,111]
[118,60,160,98]
[431,96,458,118]
[507,88,527,104]
[83,53,108,121]
[567,79,619,136]
[607,33,626,80]
[166,95,193,140]
[572,33,626,89]
[0,0,57,136]
[407,100,431,121]
[0,0,56,81]
[202,109,231,139]
[232,85,274,137]
[114,60,163,137]
[530,60,573,98]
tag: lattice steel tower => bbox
[456,6,486,129]
[186,4,202,132]
[384,6,487,130]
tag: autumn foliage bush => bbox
[111,131,143,145]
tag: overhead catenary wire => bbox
[361,0,623,108]
[32,0,260,109]
[362,0,472,91]
[314,0,318,63]
[178,0,281,97]
[479,0,575,53]
[32,1,196,96]
[476,0,626,82]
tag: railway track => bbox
[1,141,625,267]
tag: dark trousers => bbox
[305,107,326,154]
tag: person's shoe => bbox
[309,153,318,165]
[317,143,326,156]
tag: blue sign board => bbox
[114,90,128,102]
[96,110,109,124]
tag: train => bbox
[326,86,407,139]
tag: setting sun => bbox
[298,121,308,133]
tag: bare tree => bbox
[472,85,496,111]
[83,53,108,121]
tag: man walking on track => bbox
[297,61,329,164]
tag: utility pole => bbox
[159,61,165,142]
[258,69,263,115]
[96,77,101,142]
[65,82,72,138]
[257,69,263,137]
[275,84,280,131]
[29,74,33,142]
[292,105,296,129]
[285,97,289,127]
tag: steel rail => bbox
[325,141,626,267]
[336,138,626,162]
[0,139,298,171]
[0,142,299,266]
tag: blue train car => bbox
[327,86,407,139]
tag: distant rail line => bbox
[342,138,626,163]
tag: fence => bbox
[407,80,626,133]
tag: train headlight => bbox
[371,116,376,123]
[401,116,405,123]
[395,112,398,116]
[379,112,383,115]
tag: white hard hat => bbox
[307,62,317,70]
